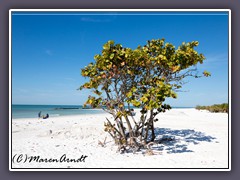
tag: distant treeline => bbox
[195,103,228,113]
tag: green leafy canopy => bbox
[79,39,210,152]
[80,39,208,110]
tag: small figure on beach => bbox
[43,113,49,119]
[38,111,49,119]
[38,111,42,119]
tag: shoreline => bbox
[11,108,229,169]
[11,105,197,120]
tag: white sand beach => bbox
[11,108,229,169]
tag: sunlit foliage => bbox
[80,39,210,153]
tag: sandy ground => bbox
[11,108,229,169]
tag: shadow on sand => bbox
[150,128,216,154]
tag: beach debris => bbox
[142,142,163,155]
[37,129,53,137]
[64,131,71,138]
[146,141,155,149]
[98,136,107,147]
[144,142,156,156]
[145,149,155,156]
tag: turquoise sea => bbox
[12,105,105,119]
[12,104,193,119]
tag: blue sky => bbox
[11,11,229,107]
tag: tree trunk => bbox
[143,110,154,144]
[124,115,138,147]
[150,119,155,142]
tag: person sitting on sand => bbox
[43,113,49,119]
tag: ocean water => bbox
[12,105,105,119]
[12,105,193,119]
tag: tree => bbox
[79,39,210,153]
